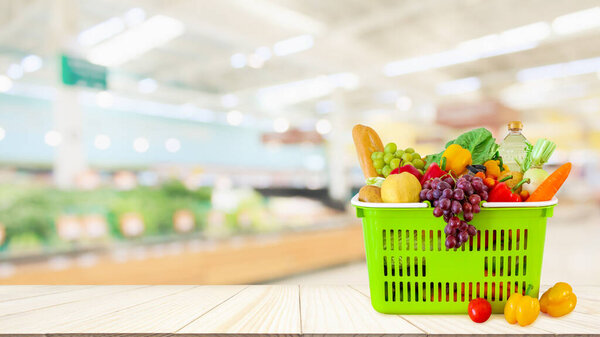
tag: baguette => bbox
[352,124,384,178]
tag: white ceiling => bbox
[1,0,600,124]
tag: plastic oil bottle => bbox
[498,121,530,172]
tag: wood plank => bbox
[50,285,246,335]
[0,285,193,334]
[0,224,364,285]
[0,285,90,302]
[0,285,144,317]
[301,285,425,337]
[177,285,301,336]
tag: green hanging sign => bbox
[61,54,107,89]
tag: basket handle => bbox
[356,207,365,218]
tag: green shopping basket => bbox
[351,195,557,314]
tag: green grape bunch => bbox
[371,143,426,178]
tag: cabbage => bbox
[522,168,549,194]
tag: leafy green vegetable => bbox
[516,142,533,172]
[519,138,556,172]
[425,128,499,167]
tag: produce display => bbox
[353,123,571,249]
[353,122,578,325]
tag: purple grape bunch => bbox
[419,174,489,249]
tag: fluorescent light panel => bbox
[88,15,184,66]
[385,22,549,77]
[78,17,125,47]
[257,72,358,107]
[552,7,600,35]
[273,35,314,56]
[517,56,600,82]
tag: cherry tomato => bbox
[468,298,492,323]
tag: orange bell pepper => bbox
[540,282,577,317]
[484,159,509,179]
[504,292,540,326]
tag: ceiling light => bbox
[273,34,314,56]
[436,77,481,95]
[78,17,125,47]
[44,130,62,147]
[384,22,550,77]
[517,56,600,82]
[247,54,265,68]
[137,78,157,93]
[230,53,246,68]
[384,49,478,77]
[133,137,149,153]
[257,72,359,108]
[96,91,114,108]
[315,119,332,135]
[0,75,12,92]
[255,46,272,61]
[552,7,600,35]
[395,96,413,111]
[500,22,551,46]
[21,55,43,72]
[88,15,184,66]
[328,72,360,90]
[6,64,23,79]
[221,94,238,108]
[94,134,111,150]
[124,8,146,27]
[226,110,243,126]
[273,117,290,133]
[165,138,181,153]
[0,127,5,141]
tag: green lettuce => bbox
[425,128,499,167]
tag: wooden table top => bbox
[0,285,597,336]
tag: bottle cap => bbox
[508,121,523,131]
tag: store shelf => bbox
[0,285,597,336]
[0,220,364,284]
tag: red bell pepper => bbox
[390,164,423,181]
[488,177,530,202]
[420,162,447,185]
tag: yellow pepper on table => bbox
[442,144,472,176]
[540,282,577,317]
[504,292,540,326]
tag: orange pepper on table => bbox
[540,282,577,317]
[504,292,540,326]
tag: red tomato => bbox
[468,298,492,323]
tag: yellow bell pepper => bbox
[504,292,540,326]
[484,159,509,179]
[442,144,472,176]
[540,282,577,317]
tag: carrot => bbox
[526,162,571,202]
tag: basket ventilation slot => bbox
[384,280,530,303]
[383,228,529,252]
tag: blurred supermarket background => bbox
[0,0,599,285]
